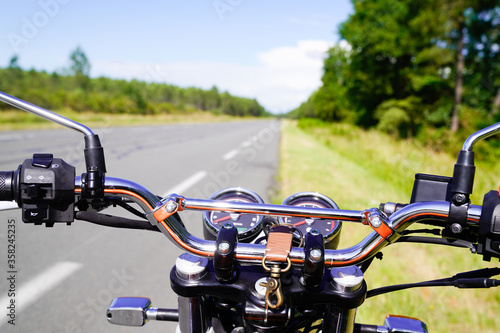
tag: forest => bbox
[0,50,268,118]
[291,0,499,148]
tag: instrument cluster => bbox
[202,188,342,249]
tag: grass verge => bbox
[0,109,249,131]
[279,119,500,332]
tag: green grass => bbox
[278,119,500,332]
[0,108,249,131]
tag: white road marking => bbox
[0,201,18,211]
[162,171,207,197]
[0,261,83,326]
[223,149,239,160]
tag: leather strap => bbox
[265,226,294,263]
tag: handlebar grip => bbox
[0,171,14,201]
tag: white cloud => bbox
[257,40,331,69]
[92,40,334,113]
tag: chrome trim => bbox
[75,176,159,212]
[74,178,482,267]
[277,192,343,248]
[463,122,500,151]
[390,201,481,231]
[281,191,340,210]
[468,204,482,225]
[323,230,387,266]
[184,197,364,222]
[389,201,451,231]
[106,297,151,326]
[384,315,428,333]
[0,91,95,136]
[208,187,265,204]
[145,307,158,321]
[202,187,265,241]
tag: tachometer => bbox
[279,192,342,249]
[203,187,264,242]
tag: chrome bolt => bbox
[450,223,463,234]
[218,242,231,254]
[309,249,322,262]
[453,193,466,204]
[370,215,382,228]
[331,266,364,291]
[336,266,360,278]
[165,201,177,213]
[309,228,320,236]
[223,222,234,229]
[175,253,208,281]
[383,202,397,215]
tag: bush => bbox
[375,96,422,138]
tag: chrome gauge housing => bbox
[279,192,342,249]
[203,187,264,242]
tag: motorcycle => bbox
[0,90,499,333]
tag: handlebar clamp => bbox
[148,194,185,225]
[363,209,398,243]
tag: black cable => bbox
[454,267,500,279]
[367,280,451,298]
[395,236,476,251]
[358,252,384,273]
[109,198,147,219]
[400,228,442,236]
[75,211,160,232]
[367,267,500,298]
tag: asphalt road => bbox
[0,119,280,332]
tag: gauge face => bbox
[203,188,264,242]
[279,192,342,249]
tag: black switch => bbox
[23,184,49,199]
[23,206,48,222]
[32,153,53,168]
[26,184,40,198]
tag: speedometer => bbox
[279,192,342,249]
[203,187,264,242]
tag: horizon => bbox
[1,1,353,114]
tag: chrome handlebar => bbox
[1,90,491,267]
[463,122,500,151]
[75,177,482,268]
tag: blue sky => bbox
[0,1,353,113]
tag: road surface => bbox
[0,119,280,332]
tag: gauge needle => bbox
[214,215,232,224]
[294,220,306,226]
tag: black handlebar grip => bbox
[0,171,14,201]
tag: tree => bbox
[69,46,91,90]
[8,55,20,69]
[291,0,500,141]
[449,3,466,132]
[313,44,352,122]
[338,0,452,128]
[463,4,500,117]
[69,46,90,77]
[434,0,499,132]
